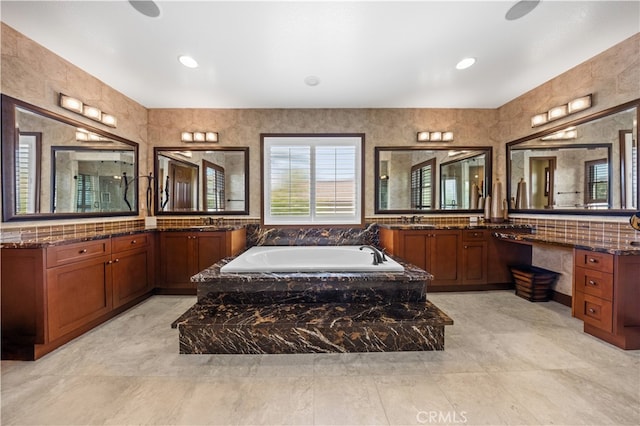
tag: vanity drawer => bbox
[575,249,614,273]
[574,291,613,333]
[46,239,110,268]
[574,267,613,301]
[463,230,486,241]
[112,234,149,253]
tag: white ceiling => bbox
[1,1,638,109]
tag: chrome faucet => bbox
[359,245,385,265]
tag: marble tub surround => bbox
[193,256,431,305]
[246,223,379,247]
[175,300,452,354]
[176,251,451,354]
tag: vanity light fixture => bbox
[540,127,578,141]
[531,94,592,127]
[59,93,118,128]
[417,131,454,142]
[75,128,113,143]
[181,131,219,143]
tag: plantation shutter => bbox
[263,136,362,225]
[585,159,609,204]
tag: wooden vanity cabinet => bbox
[461,230,488,285]
[1,235,155,360]
[111,233,154,308]
[573,249,640,349]
[380,229,460,286]
[158,228,246,294]
[379,227,531,290]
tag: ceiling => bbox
[1,1,638,109]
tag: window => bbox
[262,135,363,225]
[15,132,41,214]
[75,174,96,212]
[585,158,609,207]
[203,160,225,211]
[411,159,435,210]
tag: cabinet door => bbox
[197,233,225,272]
[160,233,196,288]
[428,231,460,285]
[462,241,487,284]
[46,255,112,342]
[112,248,150,308]
[401,233,428,270]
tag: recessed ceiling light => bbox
[456,57,476,70]
[304,76,320,86]
[178,55,198,69]
[505,0,540,21]
[128,1,161,18]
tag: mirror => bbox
[154,147,249,215]
[507,99,639,214]
[375,146,492,213]
[1,95,139,221]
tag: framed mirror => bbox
[1,94,139,221]
[153,147,249,215]
[507,99,639,215]
[374,146,492,214]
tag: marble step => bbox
[173,300,453,354]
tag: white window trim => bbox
[262,134,364,226]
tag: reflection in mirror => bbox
[375,147,492,213]
[52,147,135,213]
[440,152,487,210]
[507,100,638,214]
[154,148,249,215]
[1,95,139,221]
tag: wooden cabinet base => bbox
[1,292,151,360]
[584,323,640,350]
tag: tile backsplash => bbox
[1,215,638,245]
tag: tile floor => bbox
[1,291,639,425]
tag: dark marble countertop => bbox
[493,231,640,256]
[0,229,154,249]
[156,225,245,232]
[379,223,533,231]
[0,225,245,249]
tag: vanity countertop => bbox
[0,225,245,249]
[379,223,533,231]
[493,230,640,256]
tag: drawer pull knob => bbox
[106,260,113,264]
[588,308,596,314]
[588,258,598,263]
[588,280,597,286]
[79,249,87,254]
[131,240,137,244]
[114,258,120,263]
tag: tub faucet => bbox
[359,245,385,265]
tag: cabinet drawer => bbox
[574,291,613,333]
[47,239,110,268]
[463,230,486,241]
[112,233,149,253]
[574,249,614,273]
[574,266,613,301]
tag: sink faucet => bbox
[359,245,385,265]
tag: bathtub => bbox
[220,245,404,273]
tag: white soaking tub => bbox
[220,245,404,273]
